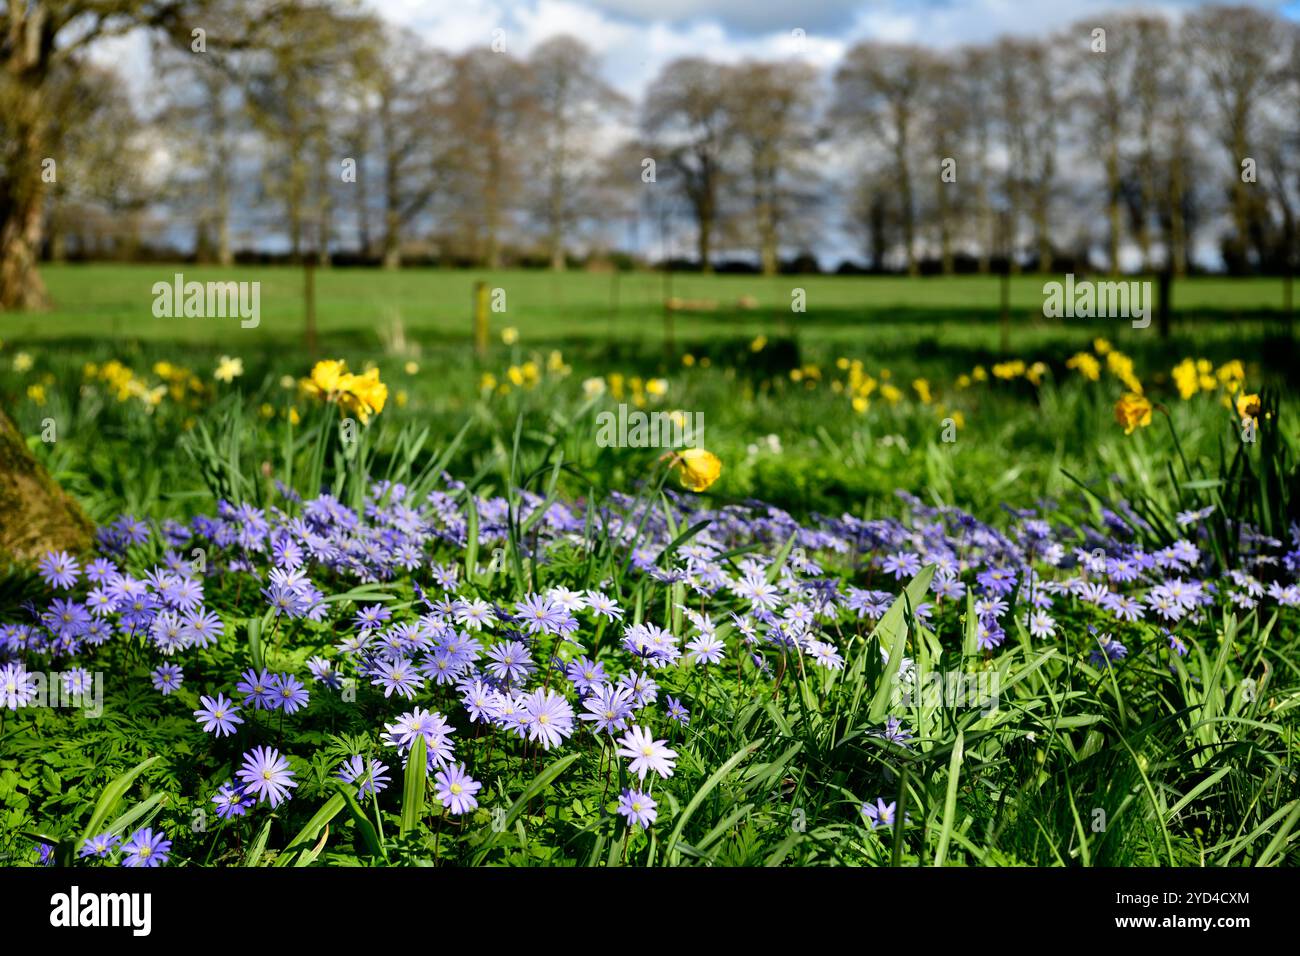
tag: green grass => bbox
[3,265,1293,358]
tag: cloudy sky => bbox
[376,0,1300,99]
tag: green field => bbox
[4,265,1293,358]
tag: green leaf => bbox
[400,736,427,837]
[663,739,762,864]
[868,565,935,723]
[765,533,799,584]
[247,617,264,672]
[338,785,386,861]
[465,494,481,585]
[933,730,963,867]
[70,755,161,864]
[103,792,167,842]
[472,753,580,864]
[277,792,346,867]
[244,816,274,867]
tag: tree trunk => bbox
[896,145,917,277]
[0,75,50,310]
[0,407,94,564]
[548,157,566,272]
[548,173,566,271]
[697,215,712,274]
[0,186,47,310]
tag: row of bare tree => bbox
[3,2,1299,310]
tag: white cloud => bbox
[373,0,1297,100]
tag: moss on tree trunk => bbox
[0,406,94,564]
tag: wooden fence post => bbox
[474,280,489,359]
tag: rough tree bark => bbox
[0,4,52,311]
[0,407,94,563]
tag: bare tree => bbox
[364,26,452,269]
[243,3,375,264]
[959,46,995,273]
[154,45,243,266]
[834,43,928,276]
[1024,42,1061,272]
[723,59,818,276]
[529,36,627,271]
[921,58,968,275]
[1069,26,1131,273]
[1184,5,1290,272]
[443,48,535,268]
[642,57,729,272]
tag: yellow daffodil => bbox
[1114,392,1153,434]
[214,355,244,383]
[300,360,386,424]
[1236,392,1261,424]
[1066,352,1101,382]
[337,367,388,424]
[1172,358,1198,400]
[303,360,347,397]
[1217,360,1245,385]
[667,448,722,492]
[501,327,519,345]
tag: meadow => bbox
[1,266,1298,868]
